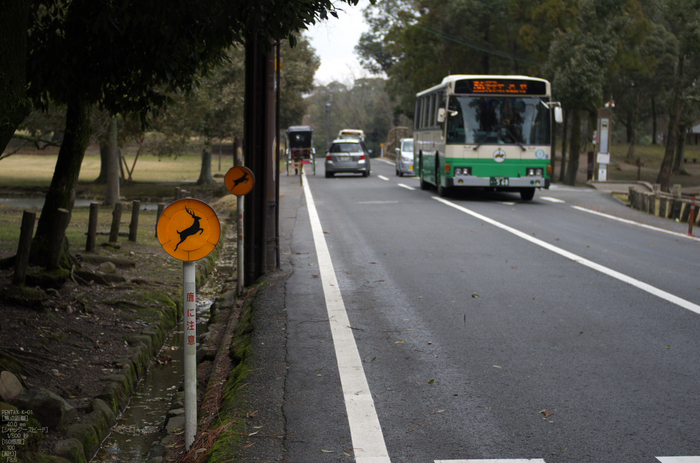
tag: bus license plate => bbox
[490,177,509,186]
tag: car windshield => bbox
[401,140,414,152]
[446,96,550,146]
[330,143,362,153]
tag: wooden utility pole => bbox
[243,35,279,286]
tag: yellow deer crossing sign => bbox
[157,199,220,261]
[225,166,255,196]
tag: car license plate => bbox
[339,156,350,162]
[409,165,413,170]
[490,177,509,186]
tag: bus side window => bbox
[425,94,435,127]
[439,91,447,130]
[415,99,422,130]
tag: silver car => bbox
[395,138,414,176]
[325,139,371,178]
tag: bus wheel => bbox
[420,174,431,190]
[520,188,535,201]
[419,154,431,190]
[437,181,449,197]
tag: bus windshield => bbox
[446,96,550,146]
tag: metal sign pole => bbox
[237,196,244,295]
[183,260,197,450]
[225,166,254,293]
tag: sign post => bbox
[182,260,196,449]
[157,198,221,450]
[225,166,255,295]
[596,104,613,181]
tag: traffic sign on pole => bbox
[225,167,255,295]
[157,198,221,262]
[225,166,255,196]
[157,198,220,450]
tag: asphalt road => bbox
[240,158,700,463]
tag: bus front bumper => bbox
[446,177,550,188]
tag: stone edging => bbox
[0,242,222,463]
[628,187,700,225]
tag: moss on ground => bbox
[204,301,256,463]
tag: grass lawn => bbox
[0,146,237,258]
[0,150,214,187]
[554,142,700,190]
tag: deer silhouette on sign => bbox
[174,207,204,251]
[232,170,250,189]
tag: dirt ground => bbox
[0,241,185,454]
[0,188,232,458]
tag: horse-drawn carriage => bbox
[286,126,315,176]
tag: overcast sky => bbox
[303,0,374,85]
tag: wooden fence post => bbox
[109,202,123,243]
[156,203,165,238]
[129,200,141,242]
[86,202,100,252]
[13,211,36,285]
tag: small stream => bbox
[0,198,163,210]
[92,295,213,462]
[89,219,237,462]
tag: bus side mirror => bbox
[554,107,563,124]
[437,108,446,123]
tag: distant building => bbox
[687,121,700,145]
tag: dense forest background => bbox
[4,0,700,192]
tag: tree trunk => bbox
[31,97,92,267]
[196,145,214,185]
[550,113,557,179]
[627,91,640,159]
[0,0,31,154]
[657,55,685,192]
[651,96,657,145]
[625,111,632,143]
[673,123,688,174]
[95,144,109,183]
[104,117,120,205]
[565,109,581,186]
[559,109,569,183]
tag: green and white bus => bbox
[413,75,561,200]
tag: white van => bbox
[337,129,365,142]
[395,138,414,177]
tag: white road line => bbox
[378,175,389,181]
[571,205,700,242]
[398,183,416,190]
[436,458,700,463]
[302,175,391,463]
[377,158,394,165]
[499,202,516,206]
[540,196,566,203]
[434,197,700,316]
[549,185,593,192]
[657,458,700,462]
[435,460,545,463]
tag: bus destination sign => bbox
[455,79,547,95]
